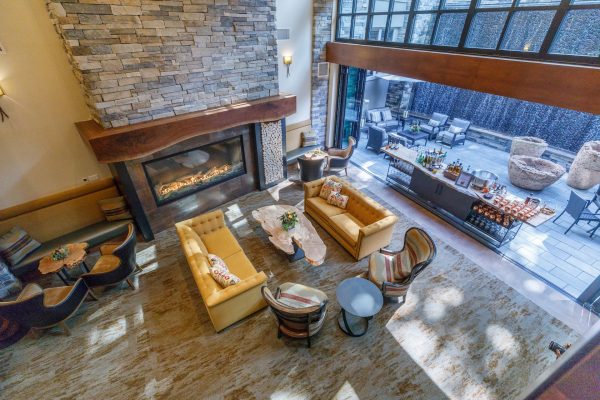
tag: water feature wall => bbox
[409,81,600,153]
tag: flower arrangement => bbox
[50,246,70,261]
[410,121,421,133]
[279,211,299,231]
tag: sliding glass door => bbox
[335,66,367,148]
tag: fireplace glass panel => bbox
[143,136,246,206]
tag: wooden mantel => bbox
[77,94,297,163]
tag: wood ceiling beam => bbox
[326,42,600,115]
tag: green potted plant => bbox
[50,246,69,261]
[279,211,299,232]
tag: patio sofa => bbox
[176,209,267,332]
[437,118,471,148]
[366,108,399,131]
[304,176,398,260]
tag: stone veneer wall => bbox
[46,0,279,128]
[311,0,335,145]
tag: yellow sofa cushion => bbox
[329,213,365,244]
[200,227,242,259]
[306,196,347,218]
[223,251,259,280]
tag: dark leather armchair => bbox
[366,125,388,154]
[261,282,328,348]
[0,278,95,336]
[326,136,356,176]
[81,223,139,291]
[297,157,326,182]
[367,227,436,304]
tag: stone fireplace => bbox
[77,94,296,240]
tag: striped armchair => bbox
[261,282,328,348]
[367,228,436,303]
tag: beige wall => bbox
[276,0,312,126]
[0,0,109,210]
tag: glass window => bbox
[443,0,472,8]
[356,0,369,12]
[433,13,468,46]
[340,0,354,13]
[517,0,561,5]
[338,16,352,39]
[501,10,555,52]
[550,9,600,57]
[393,0,411,10]
[369,15,388,41]
[416,0,442,9]
[410,13,437,44]
[571,0,600,3]
[387,14,409,42]
[477,0,513,7]
[373,0,391,12]
[352,15,368,39]
[465,11,509,49]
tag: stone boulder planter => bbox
[567,141,600,190]
[508,155,566,191]
[510,136,548,158]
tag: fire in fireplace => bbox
[143,136,246,206]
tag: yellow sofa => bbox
[304,176,398,260]
[176,209,267,332]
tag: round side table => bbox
[336,277,384,337]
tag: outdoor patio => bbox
[351,132,600,299]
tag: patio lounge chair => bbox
[436,118,471,148]
[553,191,600,237]
[420,113,448,140]
[366,125,388,154]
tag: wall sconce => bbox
[283,55,293,77]
[0,85,8,123]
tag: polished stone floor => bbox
[352,135,600,299]
[0,171,587,399]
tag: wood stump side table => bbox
[38,243,89,284]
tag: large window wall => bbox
[336,0,600,65]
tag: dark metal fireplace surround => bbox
[112,125,257,240]
[76,94,297,241]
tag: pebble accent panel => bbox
[260,120,284,185]
[45,0,279,128]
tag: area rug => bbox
[0,178,579,400]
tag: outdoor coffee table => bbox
[398,129,429,147]
[336,277,383,337]
[252,205,326,266]
[38,242,89,284]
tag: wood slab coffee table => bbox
[252,205,326,266]
[38,242,89,284]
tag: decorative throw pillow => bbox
[98,196,132,221]
[319,177,343,200]
[207,254,240,287]
[0,227,41,266]
[369,111,382,123]
[448,125,463,134]
[428,119,440,127]
[381,109,393,121]
[327,191,349,209]
[301,130,318,147]
[0,257,21,299]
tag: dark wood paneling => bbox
[77,94,296,163]
[112,126,258,234]
[326,42,600,114]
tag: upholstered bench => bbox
[10,220,130,277]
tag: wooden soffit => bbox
[326,42,600,115]
[77,94,297,163]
